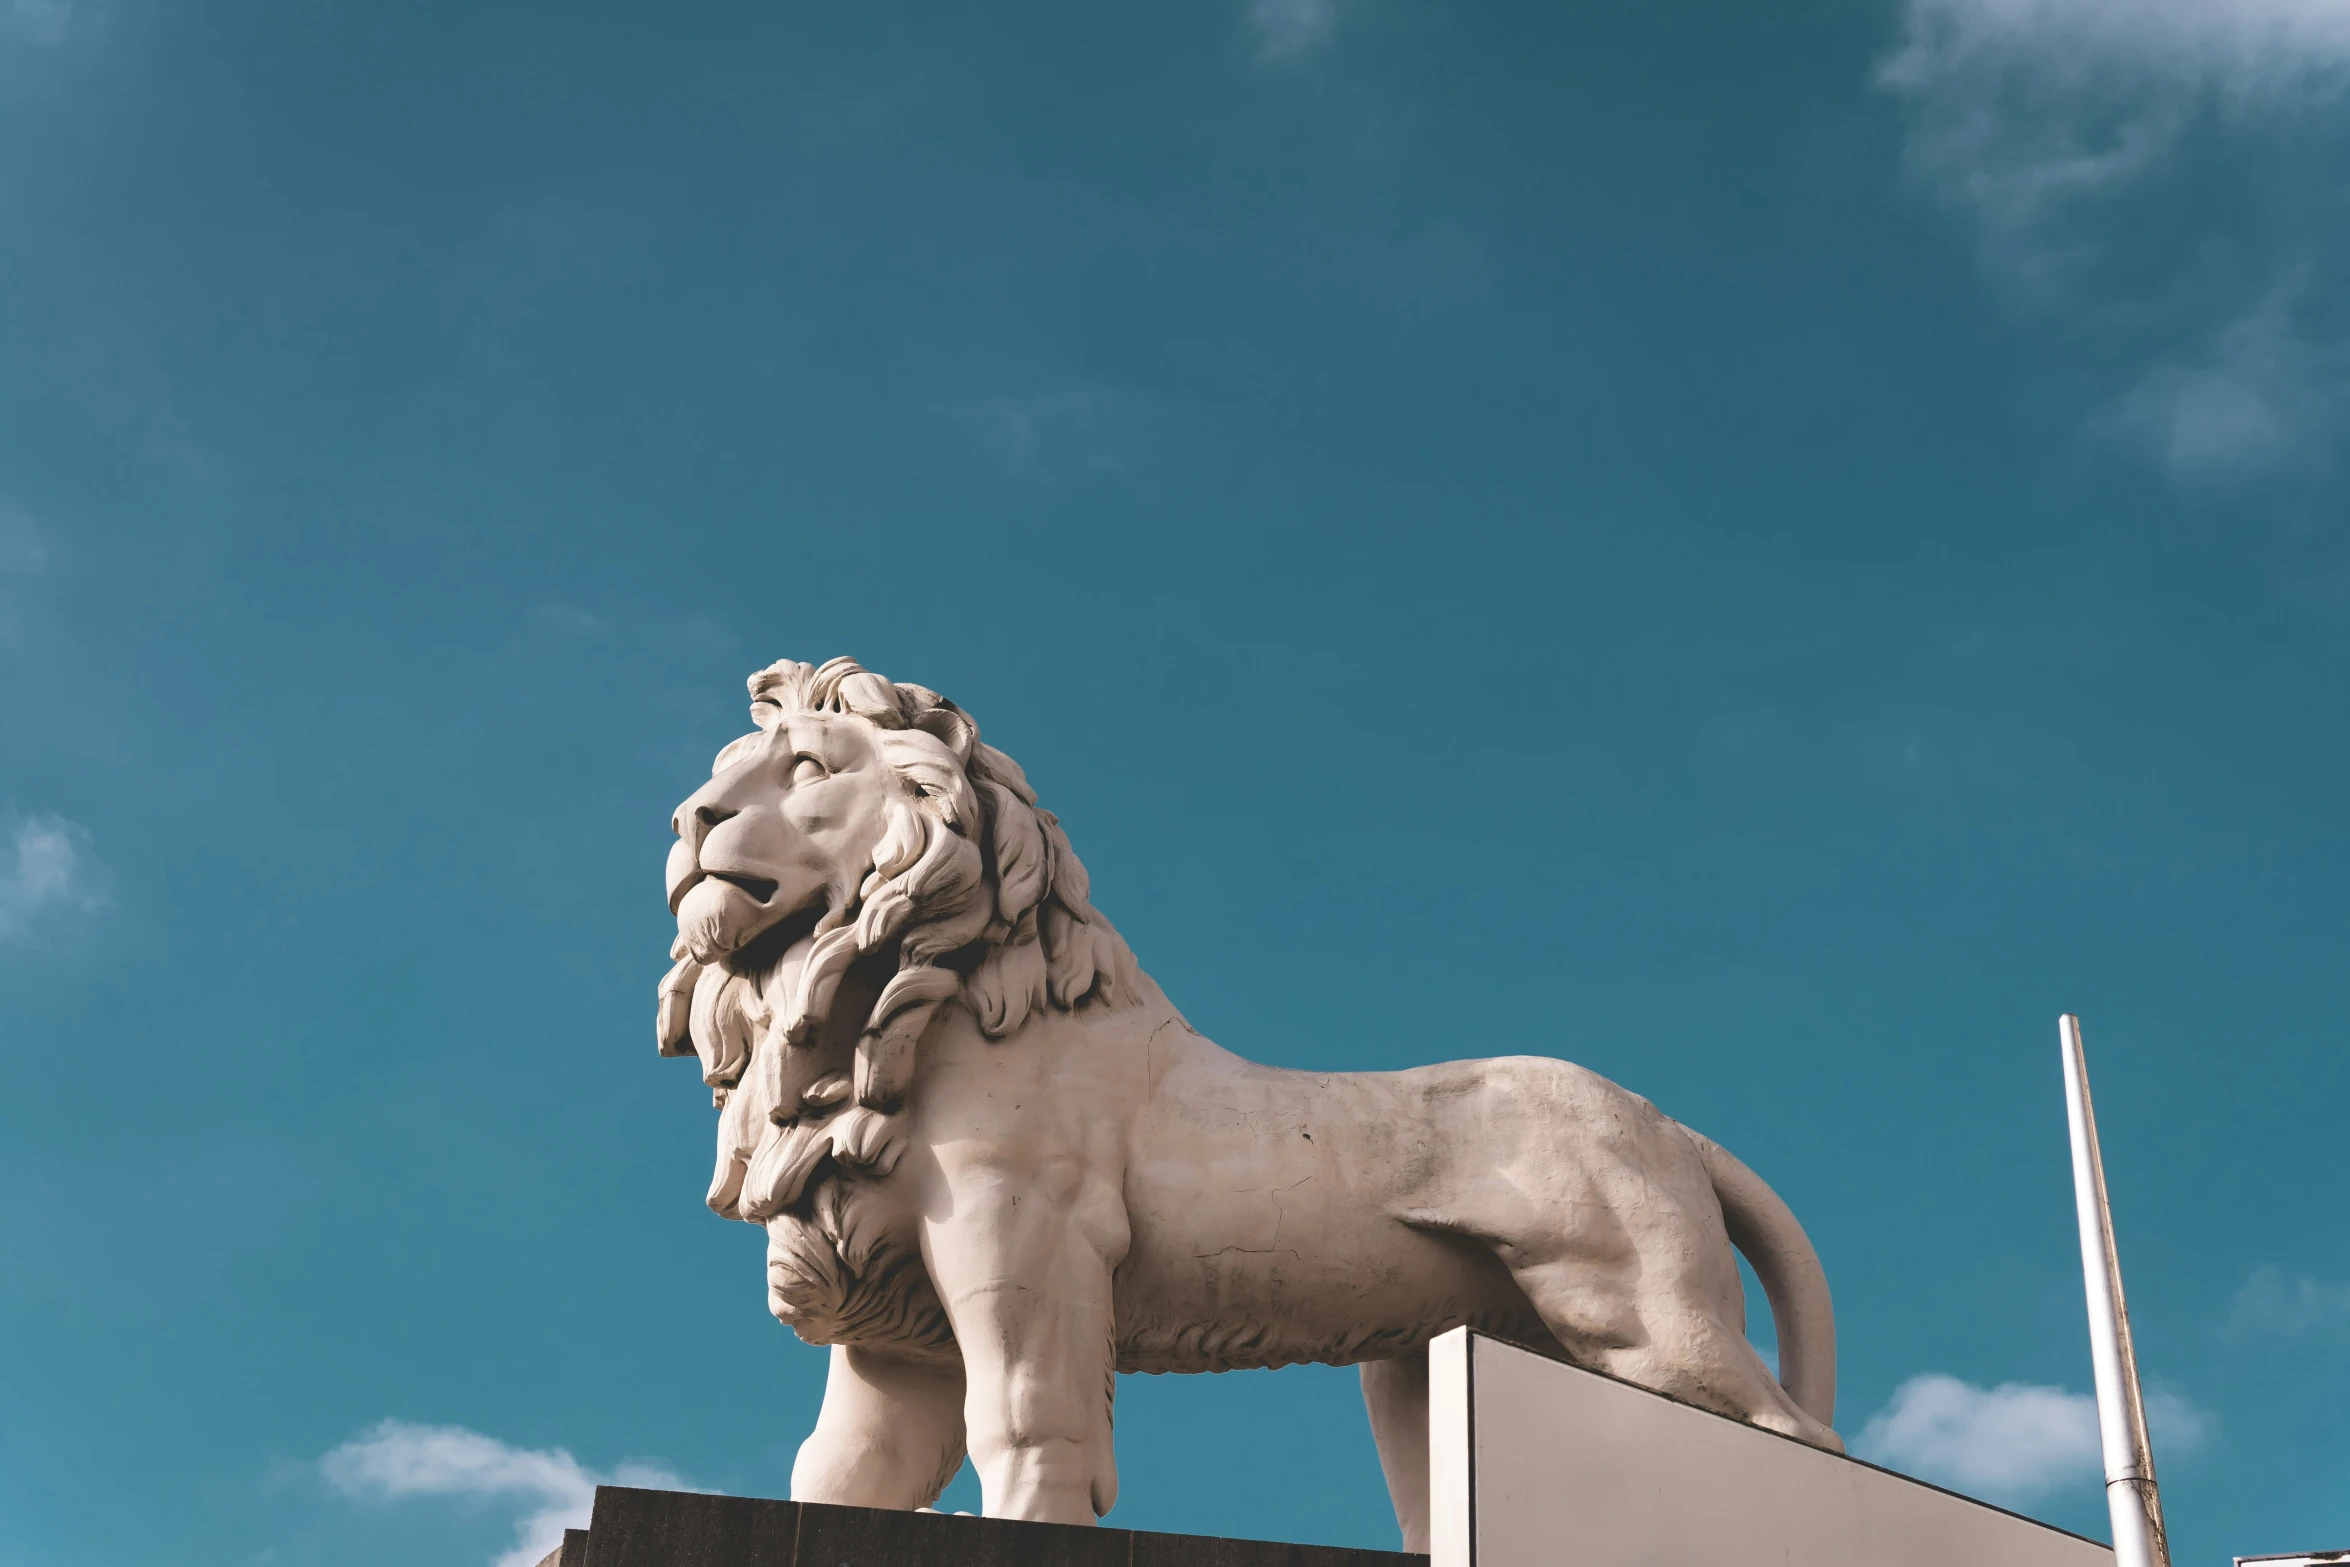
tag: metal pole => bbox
[2060,1013,2171,1567]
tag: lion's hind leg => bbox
[1450,1058,1841,1452]
[1593,1303,1838,1450]
[1504,1245,1838,1450]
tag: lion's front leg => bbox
[1361,1350,1431,1552]
[791,1345,968,1510]
[922,1154,1128,1525]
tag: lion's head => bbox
[655,657,1137,1347]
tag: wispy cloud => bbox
[962,380,1158,484]
[1881,0,2350,270]
[3,0,73,47]
[1247,0,1349,63]
[0,502,46,646]
[2107,279,2343,479]
[2223,1265,2350,1339]
[321,1420,695,1567]
[1877,0,2350,479]
[529,603,610,639]
[1858,1372,2209,1505]
[0,810,103,940]
[0,503,40,573]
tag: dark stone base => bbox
[552,1485,1424,1567]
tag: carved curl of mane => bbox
[726,657,1139,1099]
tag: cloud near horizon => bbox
[1858,1372,2210,1505]
[321,1421,696,1567]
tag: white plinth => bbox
[1428,1328,2112,1567]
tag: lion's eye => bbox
[790,754,828,786]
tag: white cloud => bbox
[1247,0,1348,62]
[1858,1373,2210,1505]
[1877,0,2350,481]
[321,1421,695,1567]
[0,810,102,940]
[1881,0,2350,269]
[2108,282,2342,478]
[2223,1265,2350,1338]
[1886,0,2350,90]
[1859,1375,2100,1501]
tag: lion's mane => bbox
[660,656,1139,1352]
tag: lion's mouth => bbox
[706,870,780,905]
[728,890,832,970]
[677,868,835,967]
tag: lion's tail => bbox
[1684,1126,1837,1429]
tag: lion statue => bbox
[655,655,1840,1548]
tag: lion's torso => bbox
[784,979,1727,1376]
[1111,1039,1550,1372]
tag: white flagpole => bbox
[2060,1013,2171,1567]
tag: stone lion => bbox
[656,656,1840,1548]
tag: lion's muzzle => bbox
[667,786,837,963]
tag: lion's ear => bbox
[911,703,977,766]
[875,730,980,831]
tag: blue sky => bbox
[3,0,2347,1562]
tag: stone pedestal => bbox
[1431,1328,2113,1567]
[557,1485,1421,1567]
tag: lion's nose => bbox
[668,798,741,913]
[674,800,737,843]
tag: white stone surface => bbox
[659,657,1847,1540]
[1430,1329,2112,1567]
